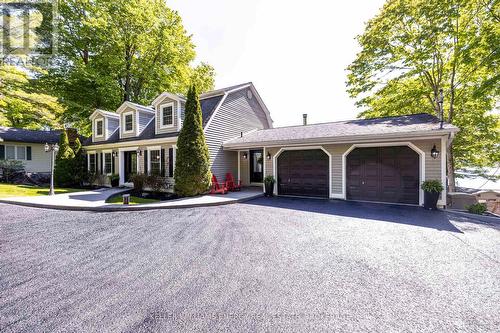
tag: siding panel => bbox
[205,88,270,181]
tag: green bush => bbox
[131,173,147,193]
[174,85,211,196]
[145,174,166,194]
[264,175,275,184]
[54,130,76,187]
[0,159,25,183]
[421,180,444,193]
[467,203,487,215]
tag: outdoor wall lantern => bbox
[112,151,117,158]
[136,148,142,156]
[431,145,440,159]
[242,152,248,159]
[267,152,271,160]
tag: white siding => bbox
[1,141,52,173]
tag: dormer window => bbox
[124,112,134,133]
[95,119,104,137]
[160,102,174,128]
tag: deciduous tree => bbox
[346,0,499,190]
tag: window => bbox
[95,119,104,137]
[149,149,161,175]
[88,153,96,173]
[124,113,133,132]
[161,103,174,127]
[6,145,15,159]
[104,152,112,174]
[16,146,26,160]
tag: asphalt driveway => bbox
[1,197,499,332]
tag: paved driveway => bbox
[1,198,499,332]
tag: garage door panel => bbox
[346,146,419,204]
[278,150,329,198]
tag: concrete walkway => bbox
[0,187,264,211]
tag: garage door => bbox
[277,149,329,198]
[346,146,419,204]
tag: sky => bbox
[169,0,386,128]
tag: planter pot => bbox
[424,191,440,210]
[110,179,119,187]
[264,182,274,197]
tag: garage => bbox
[346,146,420,204]
[277,149,329,198]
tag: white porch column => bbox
[118,151,124,185]
[237,151,241,183]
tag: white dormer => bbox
[151,92,185,135]
[116,101,155,139]
[90,109,120,142]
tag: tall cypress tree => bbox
[174,85,211,196]
[54,129,76,186]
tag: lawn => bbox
[105,195,159,205]
[0,184,83,198]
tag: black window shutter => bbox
[168,148,173,177]
[26,146,32,160]
[0,145,4,160]
[144,150,148,174]
[160,149,165,177]
[111,152,115,174]
[100,153,103,174]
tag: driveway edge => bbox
[0,193,264,212]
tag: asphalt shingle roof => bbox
[0,127,62,144]
[224,113,459,147]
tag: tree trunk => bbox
[447,142,456,192]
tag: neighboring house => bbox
[0,127,62,173]
[82,82,459,207]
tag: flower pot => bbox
[264,181,274,197]
[423,191,440,210]
[111,178,119,187]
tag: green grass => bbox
[0,184,83,198]
[105,195,159,205]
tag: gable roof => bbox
[223,113,459,148]
[0,127,61,144]
[116,101,154,114]
[90,109,119,120]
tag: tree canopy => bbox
[37,0,215,134]
[346,0,499,189]
[0,65,64,129]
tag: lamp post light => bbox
[44,142,59,196]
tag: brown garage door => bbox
[346,146,419,204]
[278,149,329,198]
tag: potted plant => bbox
[109,174,120,187]
[421,180,444,210]
[264,175,275,197]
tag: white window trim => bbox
[159,102,175,129]
[103,149,113,176]
[95,118,104,138]
[16,145,26,160]
[123,111,135,134]
[147,146,162,175]
[87,151,96,172]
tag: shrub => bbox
[467,203,487,215]
[131,173,147,193]
[174,85,211,196]
[95,174,107,187]
[0,159,25,183]
[54,130,76,187]
[264,175,275,184]
[145,174,166,194]
[421,180,444,193]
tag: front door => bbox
[249,149,263,183]
[124,151,137,183]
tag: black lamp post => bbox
[44,142,59,196]
[431,145,440,159]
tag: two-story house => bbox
[83,83,272,188]
[83,82,459,208]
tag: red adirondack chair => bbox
[210,174,228,194]
[225,172,242,191]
